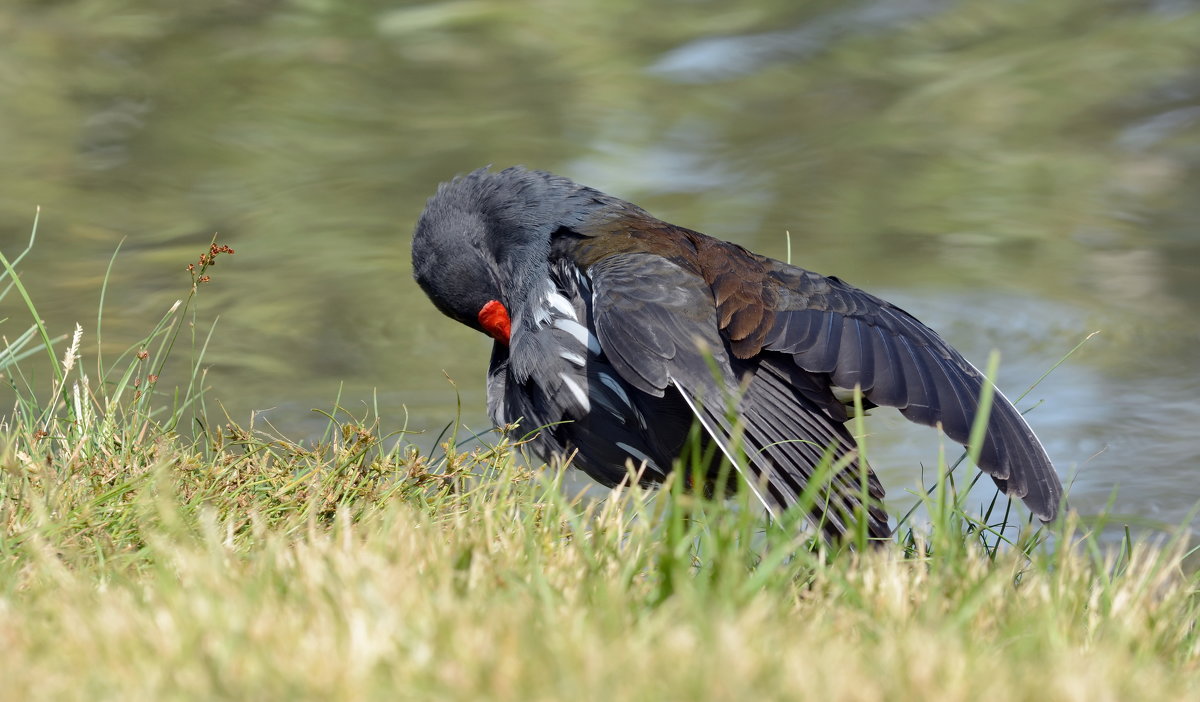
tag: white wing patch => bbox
[560,373,590,412]
[553,318,602,355]
[596,370,632,408]
[616,441,660,472]
[560,350,586,367]
[527,269,608,417]
[546,291,576,319]
[532,281,574,328]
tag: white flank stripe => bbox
[616,442,659,471]
[533,304,551,328]
[553,318,602,354]
[596,371,631,408]
[560,350,586,367]
[546,291,576,320]
[560,373,590,412]
[595,372,642,427]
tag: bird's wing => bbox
[704,245,1063,522]
[586,252,889,539]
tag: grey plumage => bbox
[412,166,1064,541]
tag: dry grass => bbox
[2,442,1197,701]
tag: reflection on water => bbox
[1,0,1198,536]
[650,0,955,82]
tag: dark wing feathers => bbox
[720,253,1062,522]
[587,252,890,540]
[554,213,1060,534]
[868,325,907,407]
[588,254,726,397]
[573,218,1061,527]
[733,356,889,537]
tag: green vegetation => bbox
[2,235,1198,701]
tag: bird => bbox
[411,166,1063,540]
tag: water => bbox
[1,0,1198,534]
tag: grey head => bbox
[411,166,617,336]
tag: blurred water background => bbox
[1,0,1198,532]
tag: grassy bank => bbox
[2,234,1198,701]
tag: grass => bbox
[1,227,1199,701]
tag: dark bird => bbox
[412,166,1063,540]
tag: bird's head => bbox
[412,166,612,345]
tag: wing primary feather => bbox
[673,382,776,517]
[868,326,907,407]
[807,312,842,373]
[832,319,875,392]
[895,334,938,424]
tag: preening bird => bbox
[412,166,1063,540]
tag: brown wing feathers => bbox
[693,236,1061,522]
[573,214,1061,525]
[585,246,891,540]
